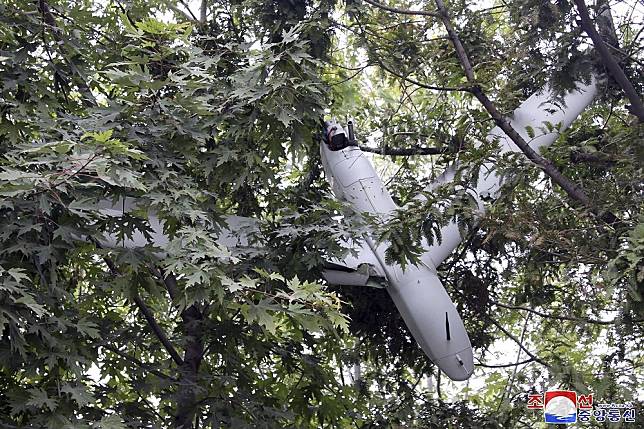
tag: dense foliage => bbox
[0,0,641,428]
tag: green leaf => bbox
[82,129,114,143]
[92,415,127,429]
[61,384,95,407]
[76,318,101,339]
[6,268,30,284]
[15,295,47,317]
[26,388,58,411]
[248,301,277,334]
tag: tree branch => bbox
[432,0,622,226]
[448,279,551,369]
[359,144,446,155]
[570,151,617,166]
[329,64,371,86]
[199,0,207,24]
[176,0,198,21]
[605,41,644,69]
[475,358,535,368]
[491,300,642,325]
[485,316,551,368]
[103,344,177,381]
[101,255,185,367]
[132,293,185,367]
[573,0,644,122]
[376,58,469,92]
[38,0,97,107]
[362,0,440,18]
[167,4,197,22]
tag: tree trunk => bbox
[174,305,204,429]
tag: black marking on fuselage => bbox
[445,312,451,341]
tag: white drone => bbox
[97,76,598,381]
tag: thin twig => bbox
[377,58,470,92]
[362,0,440,18]
[103,344,177,381]
[486,316,551,368]
[491,300,642,325]
[475,358,536,368]
[359,144,446,155]
[329,64,371,85]
[497,313,531,411]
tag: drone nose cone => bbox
[435,347,474,381]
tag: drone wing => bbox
[322,238,387,287]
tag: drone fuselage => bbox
[320,140,474,381]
